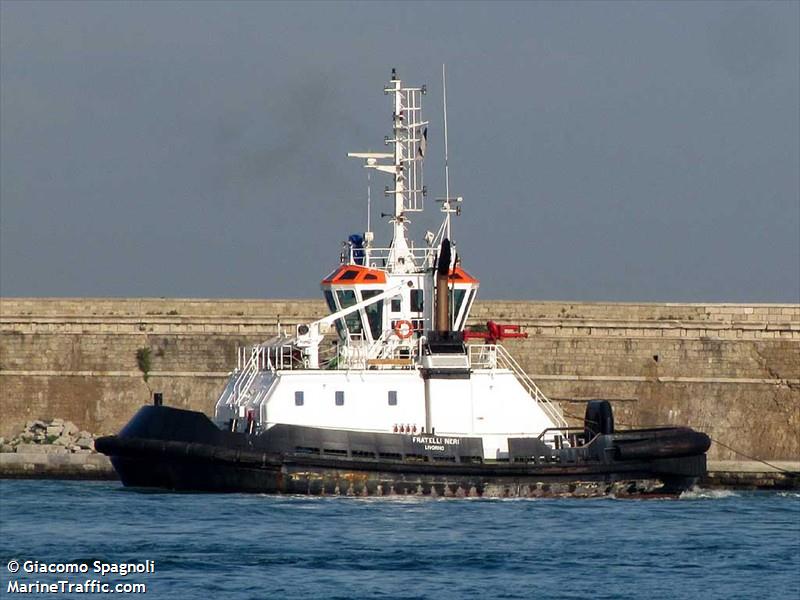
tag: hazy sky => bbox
[1,1,798,302]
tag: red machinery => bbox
[463,320,528,344]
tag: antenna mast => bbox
[438,64,460,241]
[443,64,451,239]
[348,69,428,273]
[366,170,371,234]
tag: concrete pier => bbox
[703,460,800,490]
[0,453,115,480]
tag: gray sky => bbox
[1,1,798,302]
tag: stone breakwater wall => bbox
[1,298,798,462]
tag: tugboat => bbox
[97,70,710,497]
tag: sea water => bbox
[0,481,797,599]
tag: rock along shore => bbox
[0,418,114,479]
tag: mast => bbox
[437,64,460,243]
[442,64,451,240]
[349,69,427,273]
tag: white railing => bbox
[345,245,436,270]
[217,343,290,424]
[318,343,339,369]
[262,344,302,370]
[229,332,421,376]
[331,328,421,370]
[469,344,568,428]
[233,346,262,406]
[218,346,261,411]
[468,344,499,369]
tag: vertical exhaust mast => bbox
[435,239,452,333]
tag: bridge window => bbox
[335,391,344,406]
[391,296,402,313]
[323,290,336,313]
[388,390,397,406]
[295,391,304,406]
[451,288,466,327]
[324,290,347,340]
[411,289,424,313]
[361,289,384,340]
[461,290,476,328]
[336,289,363,335]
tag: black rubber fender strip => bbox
[614,429,711,461]
[96,435,280,468]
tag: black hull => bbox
[97,406,709,498]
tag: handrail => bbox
[347,245,436,270]
[232,346,261,406]
[218,346,257,410]
[536,427,585,437]
[235,330,421,374]
[535,428,599,450]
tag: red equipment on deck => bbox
[463,321,528,344]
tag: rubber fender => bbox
[584,400,615,440]
[615,429,711,461]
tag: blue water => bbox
[0,481,798,600]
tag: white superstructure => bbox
[214,70,566,458]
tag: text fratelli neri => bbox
[411,436,460,452]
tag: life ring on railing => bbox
[394,320,414,339]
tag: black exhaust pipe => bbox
[435,239,451,333]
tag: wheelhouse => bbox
[321,263,478,344]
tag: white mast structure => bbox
[349,69,427,273]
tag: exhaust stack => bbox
[435,239,451,333]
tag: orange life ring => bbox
[394,320,414,339]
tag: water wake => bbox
[679,487,740,500]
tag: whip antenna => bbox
[438,64,461,240]
[443,64,451,239]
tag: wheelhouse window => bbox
[361,289,383,340]
[391,295,402,313]
[323,290,336,313]
[462,290,476,327]
[295,391,304,406]
[450,288,466,328]
[336,289,363,336]
[335,391,344,406]
[410,289,424,313]
[388,391,397,406]
[324,290,346,340]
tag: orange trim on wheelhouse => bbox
[321,265,388,286]
[448,266,479,285]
